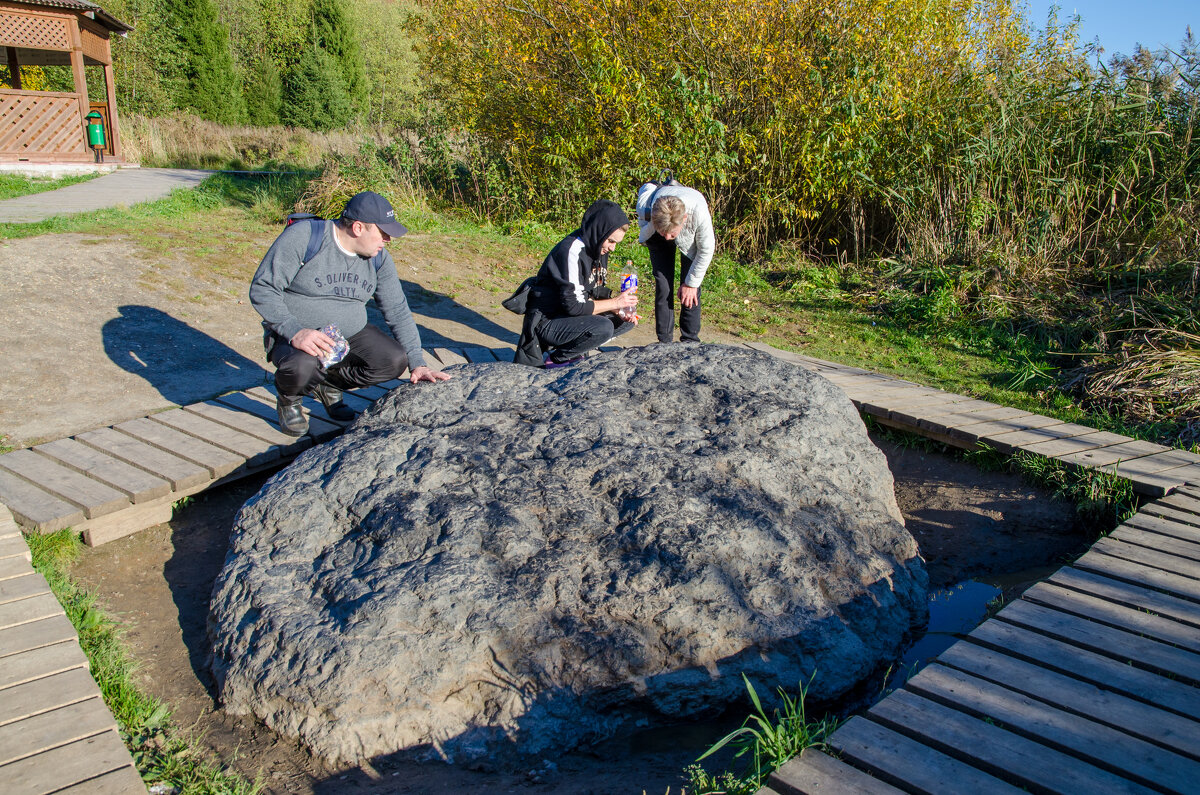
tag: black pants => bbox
[270,324,409,398]
[647,232,701,343]
[538,313,634,362]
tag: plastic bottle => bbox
[618,261,639,321]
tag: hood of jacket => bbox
[572,199,630,260]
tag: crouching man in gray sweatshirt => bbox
[250,191,450,436]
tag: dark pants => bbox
[270,324,409,398]
[647,232,701,343]
[538,314,634,363]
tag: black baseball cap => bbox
[341,191,409,237]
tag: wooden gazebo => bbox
[0,0,129,162]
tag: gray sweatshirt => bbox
[249,220,427,370]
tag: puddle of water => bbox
[900,579,1001,669]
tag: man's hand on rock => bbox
[291,328,335,358]
[410,366,451,383]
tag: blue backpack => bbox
[285,213,386,270]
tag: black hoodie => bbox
[529,199,630,319]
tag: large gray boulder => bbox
[208,344,927,766]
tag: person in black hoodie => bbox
[514,199,639,367]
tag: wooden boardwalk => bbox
[1,339,1198,793]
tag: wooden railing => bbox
[0,89,89,162]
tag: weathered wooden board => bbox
[1111,525,1200,563]
[0,614,76,662]
[114,418,243,479]
[0,697,116,767]
[0,729,137,794]
[981,423,1102,455]
[348,384,389,401]
[1090,536,1200,580]
[1017,430,1129,460]
[0,535,28,560]
[0,556,32,582]
[827,715,1026,794]
[1098,450,1200,478]
[0,641,88,690]
[0,571,48,607]
[953,414,1064,445]
[461,347,497,363]
[868,689,1156,795]
[937,640,1200,761]
[1144,502,1200,529]
[150,408,279,468]
[1074,548,1200,604]
[183,401,313,454]
[0,666,99,725]
[1123,511,1200,544]
[32,439,171,504]
[1162,492,1200,517]
[0,470,85,533]
[50,763,146,795]
[768,747,905,795]
[215,389,340,442]
[0,450,129,521]
[432,347,468,366]
[489,347,516,364]
[0,593,63,634]
[905,664,1200,792]
[1055,439,1170,470]
[995,599,1200,683]
[76,427,209,492]
[1049,566,1200,630]
[968,620,1200,718]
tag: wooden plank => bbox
[0,572,49,606]
[0,469,84,533]
[1050,566,1200,630]
[489,347,516,364]
[79,495,176,548]
[76,427,209,492]
[969,618,1200,718]
[1160,492,1200,519]
[0,593,62,634]
[0,614,76,661]
[1022,580,1200,652]
[827,715,1026,794]
[0,534,29,561]
[1055,439,1171,470]
[0,450,129,521]
[183,401,313,454]
[938,640,1200,761]
[32,439,171,504]
[1090,536,1200,581]
[983,423,1103,455]
[1111,525,1200,563]
[995,599,1200,683]
[0,729,136,794]
[1124,510,1200,543]
[0,666,99,726]
[768,746,906,795]
[348,384,389,401]
[0,556,32,583]
[213,389,340,443]
[1075,549,1200,605]
[953,414,1064,445]
[433,347,468,367]
[0,697,116,767]
[1020,430,1131,459]
[905,664,1200,793]
[1098,450,1200,478]
[149,408,279,468]
[1123,466,1200,498]
[1143,502,1200,530]
[51,763,146,795]
[461,347,497,363]
[868,690,1156,795]
[0,641,88,690]
[114,417,243,479]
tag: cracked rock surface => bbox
[208,344,928,765]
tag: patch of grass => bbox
[685,675,839,795]
[0,172,101,200]
[25,530,262,794]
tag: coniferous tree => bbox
[281,45,352,130]
[245,56,283,126]
[170,0,247,123]
[310,0,368,114]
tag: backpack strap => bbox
[302,217,386,271]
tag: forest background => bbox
[2,0,1197,449]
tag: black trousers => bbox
[538,313,634,362]
[647,232,701,343]
[269,324,409,398]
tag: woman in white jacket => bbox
[635,180,715,343]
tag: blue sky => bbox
[1024,1,1195,58]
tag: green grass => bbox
[0,172,101,201]
[25,530,262,795]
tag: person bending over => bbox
[634,180,715,343]
[516,199,638,368]
[250,190,450,436]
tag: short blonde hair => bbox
[651,196,687,236]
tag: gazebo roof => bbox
[4,0,131,33]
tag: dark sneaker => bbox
[276,394,308,437]
[543,353,583,369]
[306,383,356,422]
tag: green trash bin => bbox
[85,111,105,162]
